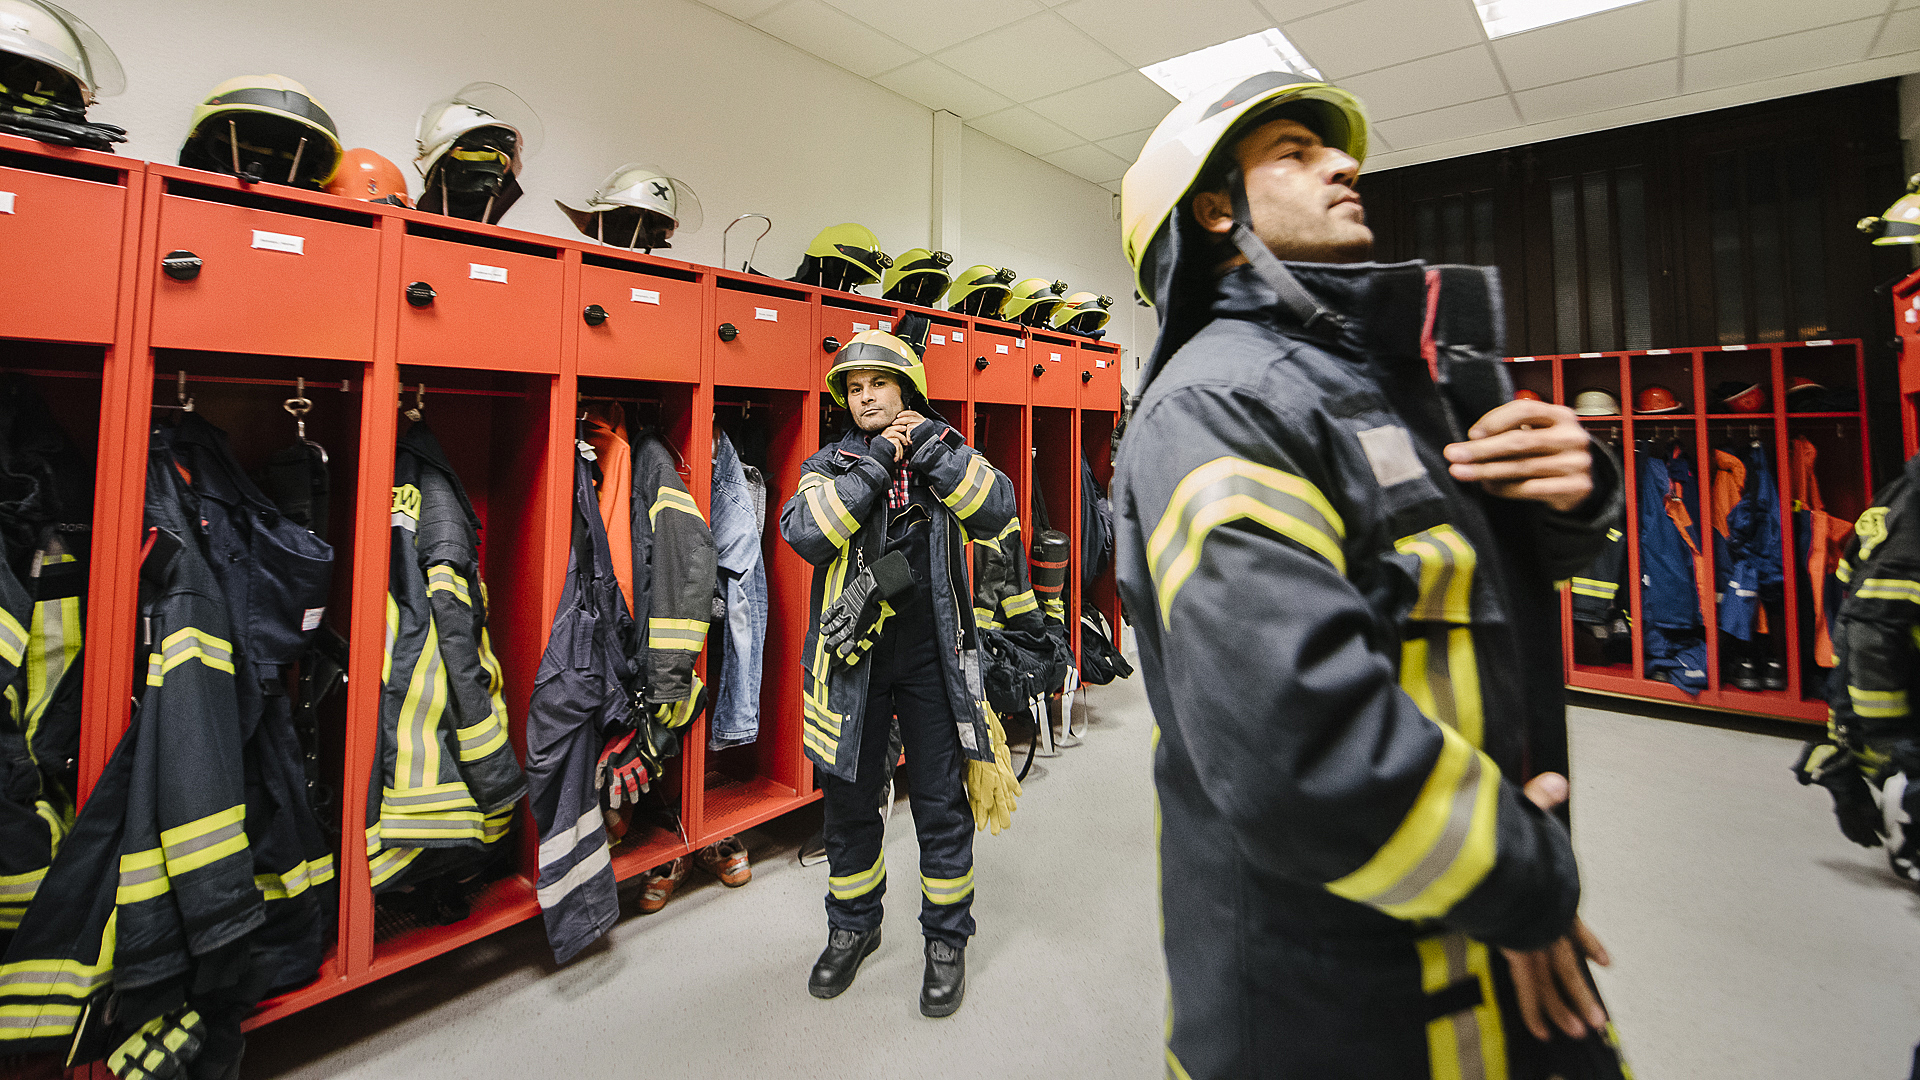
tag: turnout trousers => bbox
[820,621,975,947]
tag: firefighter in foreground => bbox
[1114,72,1631,1078]
[779,329,1023,1017]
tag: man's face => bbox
[844,369,906,432]
[1191,117,1371,264]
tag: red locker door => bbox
[922,320,968,401]
[577,258,705,381]
[1078,341,1123,410]
[397,228,564,373]
[0,148,131,345]
[714,284,811,390]
[1029,334,1078,408]
[970,325,1027,404]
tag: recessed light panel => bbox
[1139,29,1319,102]
[1474,0,1646,39]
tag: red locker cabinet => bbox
[1078,339,1124,409]
[970,323,1026,404]
[576,252,709,382]
[1027,331,1080,408]
[0,132,141,346]
[1895,268,1920,458]
[920,314,970,401]
[713,274,813,390]
[396,217,565,373]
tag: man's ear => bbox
[1190,188,1235,236]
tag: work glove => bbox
[1793,739,1884,848]
[597,728,651,810]
[1883,772,1920,885]
[651,674,708,730]
[820,550,915,663]
[965,704,1023,835]
[106,1009,205,1080]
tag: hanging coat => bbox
[1714,442,1784,642]
[1569,527,1626,625]
[1791,436,1849,668]
[1640,445,1707,692]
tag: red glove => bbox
[596,729,650,810]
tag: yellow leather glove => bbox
[652,673,707,729]
[965,704,1022,835]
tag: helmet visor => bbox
[419,81,542,155]
[2,0,123,99]
[601,167,703,233]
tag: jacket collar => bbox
[397,422,482,532]
[1210,259,1430,367]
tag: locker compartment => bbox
[1781,341,1861,414]
[1562,354,1625,416]
[1505,355,1554,403]
[970,325,1026,405]
[397,224,564,373]
[1031,407,1078,625]
[1078,340,1123,409]
[1629,350,1697,416]
[370,367,562,968]
[714,278,812,390]
[1788,415,1869,706]
[1081,409,1120,631]
[704,386,816,843]
[972,403,1027,521]
[922,315,969,401]
[577,254,705,382]
[1028,333,1078,408]
[1568,416,1630,679]
[151,177,382,360]
[1700,348,1771,416]
[0,143,135,345]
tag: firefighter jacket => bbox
[1827,452,1920,775]
[0,549,52,939]
[367,424,525,893]
[526,447,645,964]
[1115,263,1623,1080]
[625,428,715,711]
[1569,525,1625,625]
[780,422,1014,783]
[1791,436,1848,668]
[0,445,262,1060]
[1710,443,1783,642]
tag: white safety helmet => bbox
[414,81,540,224]
[1571,388,1620,417]
[0,0,122,105]
[556,163,703,250]
[415,81,541,177]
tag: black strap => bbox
[1224,166,1347,339]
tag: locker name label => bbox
[469,263,509,283]
[755,307,779,322]
[880,320,892,331]
[631,289,660,305]
[1049,352,1061,362]
[0,191,13,214]
[853,322,871,332]
[996,344,1009,354]
[251,230,305,255]
[1097,360,1109,368]
[951,331,963,341]
[931,334,946,345]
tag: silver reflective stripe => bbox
[1371,752,1487,910]
[1440,933,1485,1080]
[538,808,602,869]
[163,819,244,863]
[536,843,611,909]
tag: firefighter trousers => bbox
[821,621,975,947]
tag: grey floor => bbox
[248,677,1920,1080]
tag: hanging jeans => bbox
[710,432,767,750]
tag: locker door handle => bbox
[1082,370,1093,383]
[1032,364,1046,377]
[161,250,202,281]
[975,357,990,371]
[822,336,841,353]
[406,281,437,307]
[718,322,739,342]
[583,304,609,326]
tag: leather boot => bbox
[1762,658,1788,691]
[920,938,965,1017]
[808,927,881,999]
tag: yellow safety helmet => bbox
[179,74,343,187]
[945,264,1017,317]
[824,330,928,407]
[1052,291,1114,333]
[1003,277,1069,326]
[1859,175,1920,246]
[795,223,893,290]
[882,248,954,305]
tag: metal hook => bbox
[723,213,772,272]
[402,383,425,422]
[177,370,193,412]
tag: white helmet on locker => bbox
[556,163,703,251]
[415,81,541,224]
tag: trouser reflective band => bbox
[829,854,885,900]
[921,869,974,905]
[1417,932,1507,1080]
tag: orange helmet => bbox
[327,148,412,207]
[1634,384,1685,414]
[1713,380,1768,414]
[1514,388,1543,402]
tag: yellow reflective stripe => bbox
[1569,577,1617,599]
[829,854,886,899]
[648,617,710,652]
[393,619,449,792]
[802,477,860,548]
[954,454,999,519]
[1402,626,1486,749]
[160,803,248,875]
[1416,932,1508,1080]
[0,1002,82,1042]
[1002,589,1039,617]
[0,607,24,668]
[1167,1049,1196,1080]
[1855,578,1920,604]
[24,594,81,735]
[996,516,1022,542]
[117,847,169,904]
[0,913,115,1003]
[921,869,974,904]
[454,716,509,762]
[256,855,335,901]
[482,807,514,844]
[154,626,235,677]
[649,485,703,525]
[424,565,473,605]
[1148,457,1345,625]
[1325,722,1500,920]
[1849,686,1909,719]
[1396,526,1476,623]
[1836,558,1854,585]
[367,845,422,888]
[145,650,163,687]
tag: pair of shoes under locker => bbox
[694,835,751,886]
[806,930,966,1017]
[636,857,688,915]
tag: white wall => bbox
[74,0,1141,359]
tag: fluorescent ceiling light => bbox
[1139,29,1319,102]
[1474,0,1646,38]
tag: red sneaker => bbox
[694,836,751,887]
[637,857,688,914]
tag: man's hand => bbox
[878,410,926,462]
[1500,771,1612,1041]
[1443,400,1594,512]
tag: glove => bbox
[1884,772,1920,884]
[651,674,708,730]
[106,1009,205,1080]
[597,729,650,810]
[1793,740,1884,848]
[820,550,915,662]
[965,704,1023,835]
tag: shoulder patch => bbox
[1355,426,1426,488]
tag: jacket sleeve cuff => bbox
[1545,434,1622,528]
[905,423,961,472]
[1447,788,1581,950]
[863,435,902,475]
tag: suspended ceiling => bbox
[695,0,1920,188]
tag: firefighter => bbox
[1113,72,1630,1078]
[779,329,1022,1018]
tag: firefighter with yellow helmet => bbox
[779,328,1021,1018]
[1112,71,1630,1078]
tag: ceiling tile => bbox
[751,0,920,78]
[1054,0,1272,67]
[698,0,789,21]
[1101,178,1124,195]
[873,59,1015,118]
[1873,8,1920,57]
[968,106,1085,156]
[1685,0,1886,54]
[1491,0,1680,90]
[1044,142,1132,184]
[1097,127,1154,162]
[1027,71,1177,142]
[1255,0,1357,20]
[822,0,1043,55]
[1514,60,1677,124]
[1286,0,1487,78]
[1372,95,1522,150]
[1339,46,1506,121]
[1682,18,1881,94]
[935,12,1132,101]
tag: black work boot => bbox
[920,938,965,1017]
[809,927,881,999]
[1762,658,1788,691]
[1732,657,1762,691]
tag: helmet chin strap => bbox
[1224,166,1347,338]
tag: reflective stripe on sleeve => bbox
[1396,526,1476,623]
[159,803,248,875]
[1147,457,1345,625]
[649,485,703,525]
[648,617,710,652]
[1849,685,1909,719]
[1855,578,1920,605]
[940,454,996,519]
[424,565,473,606]
[155,626,235,678]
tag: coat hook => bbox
[402,382,425,422]
[177,369,194,412]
